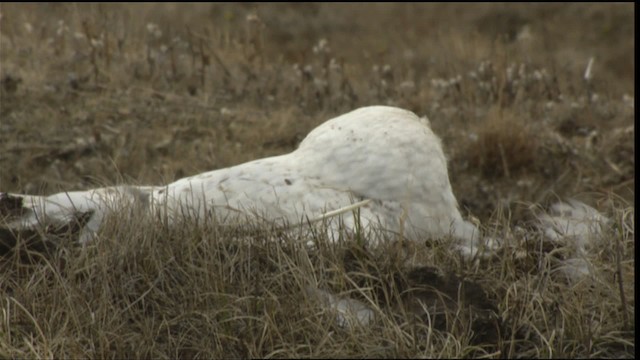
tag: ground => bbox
[0,3,635,358]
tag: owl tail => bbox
[0,186,155,255]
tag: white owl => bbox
[1,106,481,254]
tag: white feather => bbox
[3,106,479,251]
[539,199,608,252]
[305,286,375,328]
[538,199,609,281]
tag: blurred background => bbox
[0,3,634,221]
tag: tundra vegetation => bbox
[0,3,634,358]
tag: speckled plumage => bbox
[2,106,480,250]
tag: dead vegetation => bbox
[466,106,539,179]
[0,3,634,358]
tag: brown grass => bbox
[467,106,539,179]
[0,3,634,358]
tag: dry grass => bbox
[0,3,634,358]
[466,106,539,179]
[0,201,634,358]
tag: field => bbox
[0,3,635,358]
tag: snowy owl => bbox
[0,106,480,254]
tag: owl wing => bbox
[151,154,380,240]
